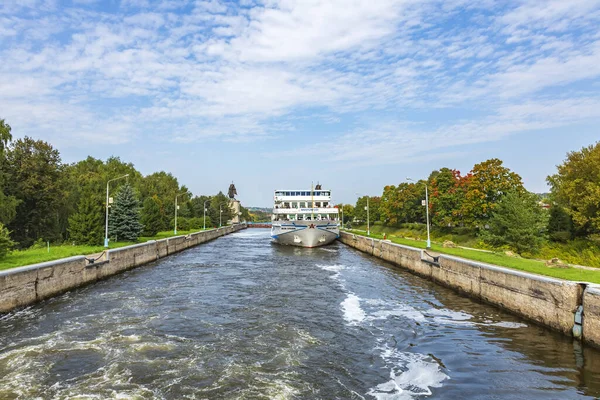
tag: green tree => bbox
[108,183,143,242]
[481,190,548,254]
[379,183,425,225]
[140,171,190,229]
[547,142,600,237]
[5,137,64,247]
[208,192,233,226]
[0,118,18,226]
[335,204,355,224]
[547,205,573,242]
[0,119,11,153]
[0,222,15,259]
[460,159,524,227]
[428,168,465,228]
[354,196,381,223]
[68,190,104,245]
[141,196,164,236]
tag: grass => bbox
[0,229,211,271]
[345,229,600,284]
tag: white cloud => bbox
[0,0,599,153]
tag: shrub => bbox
[550,230,572,243]
[0,222,15,259]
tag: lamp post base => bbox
[104,238,109,248]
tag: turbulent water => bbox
[1,229,600,399]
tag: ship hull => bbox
[271,222,339,248]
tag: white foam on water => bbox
[367,305,426,323]
[316,264,344,273]
[316,264,345,281]
[368,347,448,400]
[341,294,366,325]
[486,321,528,329]
[319,247,338,253]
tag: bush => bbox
[0,222,15,259]
[550,230,572,243]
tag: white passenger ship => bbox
[271,185,340,247]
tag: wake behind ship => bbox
[271,185,340,248]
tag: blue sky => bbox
[1,0,600,207]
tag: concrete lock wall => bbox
[0,225,245,313]
[584,286,600,347]
[339,232,597,346]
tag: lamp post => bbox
[104,174,129,248]
[174,193,185,235]
[355,193,369,236]
[219,202,228,228]
[407,177,431,249]
[203,198,211,230]
[340,204,344,230]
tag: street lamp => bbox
[219,202,228,228]
[407,177,431,249]
[174,193,185,235]
[340,204,344,230]
[203,198,211,230]
[104,174,129,248]
[355,193,369,236]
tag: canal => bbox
[1,229,600,399]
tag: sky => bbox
[1,0,600,207]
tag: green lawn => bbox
[0,229,211,271]
[345,229,600,284]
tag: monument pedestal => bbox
[229,199,241,224]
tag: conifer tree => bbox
[141,196,163,236]
[109,183,143,242]
[68,191,104,245]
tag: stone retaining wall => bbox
[0,225,245,313]
[340,232,596,346]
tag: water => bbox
[1,229,600,399]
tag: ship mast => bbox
[311,182,314,222]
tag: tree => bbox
[0,119,11,153]
[428,168,465,228]
[335,204,355,224]
[547,205,573,242]
[140,171,189,229]
[0,222,15,259]
[208,192,233,226]
[0,118,18,226]
[354,196,381,223]
[547,142,600,237]
[481,190,548,254]
[379,183,425,225]
[460,159,524,227]
[5,137,64,247]
[108,183,143,242]
[141,196,163,236]
[68,190,104,245]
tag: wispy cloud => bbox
[0,0,599,155]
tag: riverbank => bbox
[338,231,600,349]
[0,225,246,313]
[0,229,214,271]
[350,222,600,269]
[346,229,600,284]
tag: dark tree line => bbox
[0,118,246,256]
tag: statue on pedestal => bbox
[228,182,241,223]
[228,182,237,200]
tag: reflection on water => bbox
[0,229,599,399]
